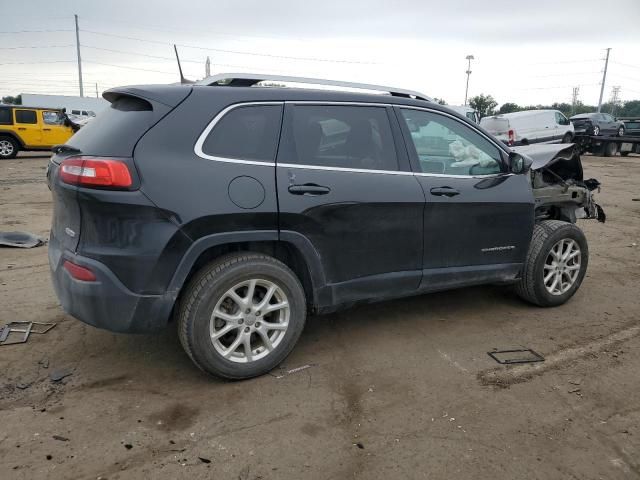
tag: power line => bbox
[612,61,640,70]
[0,60,75,65]
[83,60,176,75]
[0,44,74,50]
[80,28,375,64]
[0,29,72,34]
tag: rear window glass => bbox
[0,108,12,125]
[66,96,154,157]
[625,121,640,129]
[202,105,282,162]
[15,110,37,124]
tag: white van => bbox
[480,109,574,146]
[448,105,480,124]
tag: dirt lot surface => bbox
[1,152,639,479]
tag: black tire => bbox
[593,125,600,136]
[515,221,589,307]
[0,136,19,159]
[604,141,618,157]
[561,132,573,143]
[621,152,630,157]
[177,253,306,379]
[618,126,625,137]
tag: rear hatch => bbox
[571,116,592,130]
[480,116,509,137]
[47,86,191,255]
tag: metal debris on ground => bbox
[269,364,315,379]
[0,231,46,248]
[487,348,545,365]
[49,368,73,383]
[0,322,56,346]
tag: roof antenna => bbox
[174,44,194,84]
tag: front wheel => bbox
[177,253,307,379]
[515,221,589,307]
[561,132,573,143]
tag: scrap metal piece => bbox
[0,322,33,346]
[487,349,545,365]
[0,321,56,346]
[0,231,46,248]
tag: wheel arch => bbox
[0,130,24,148]
[168,231,325,313]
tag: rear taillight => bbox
[508,129,515,146]
[60,157,133,189]
[63,260,97,282]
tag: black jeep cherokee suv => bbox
[47,74,604,379]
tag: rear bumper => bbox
[49,236,176,333]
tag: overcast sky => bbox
[2,0,640,107]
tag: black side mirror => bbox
[509,151,533,174]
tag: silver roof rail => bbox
[196,73,432,102]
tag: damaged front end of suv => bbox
[512,144,605,224]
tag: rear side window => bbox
[0,108,12,125]
[202,105,282,162]
[282,105,398,171]
[15,110,37,124]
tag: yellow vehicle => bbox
[0,105,76,159]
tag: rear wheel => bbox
[177,253,306,379]
[618,126,625,137]
[0,136,18,159]
[604,141,618,157]
[515,221,589,307]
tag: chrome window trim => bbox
[194,101,283,166]
[194,100,510,179]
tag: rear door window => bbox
[283,105,398,171]
[399,108,503,176]
[201,104,283,162]
[15,110,37,124]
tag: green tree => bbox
[621,100,640,117]
[433,97,447,105]
[1,95,21,105]
[498,102,521,114]
[469,94,498,118]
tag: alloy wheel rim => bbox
[209,278,290,363]
[0,140,13,156]
[543,238,581,296]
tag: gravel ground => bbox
[1,152,639,480]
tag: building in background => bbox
[20,94,108,117]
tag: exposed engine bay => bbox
[512,144,605,223]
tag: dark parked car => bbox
[620,118,640,137]
[47,74,605,379]
[570,112,625,137]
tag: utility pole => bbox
[597,47,611,112]
[74,14,84,97]
[95,82,98,98]
[464,55,474,106]
[609,86,621,115]
[571,86,580,115]
[205,56,211,77]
